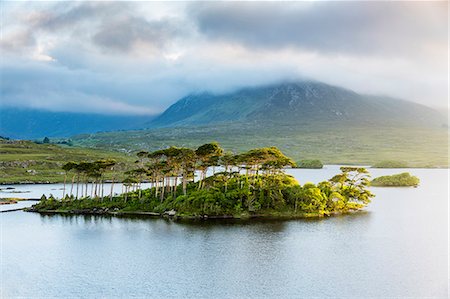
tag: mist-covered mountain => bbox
[151,81,445,128]
[2,81,446,141]
[65,80,448,166]
[0,107,153,139]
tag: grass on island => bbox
[30,144,374,219]
[0,139,134,184]
[371,172,420,187]
[297,159,324,169]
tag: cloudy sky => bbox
[1,1,447,115]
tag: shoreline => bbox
[24,207,363,221]
[0,198,40,204]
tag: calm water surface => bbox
[1,166,448,298]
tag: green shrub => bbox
[371,172,419,187]
[296,159,323,169]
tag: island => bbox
[371,160,409,168]
[371,172,420,187]
[28,143,374,219]
[0,198,20,205]
[296,159,324,169]
[0,138,132,184]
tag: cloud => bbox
[92,16,183,54]
[0,29,35,52]
[190,1,447,58]
[24,2,129,31]
[0,1,447,115]
[1,2,185,57]
[0,59,158,115]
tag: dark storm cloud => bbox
[190,1,447,56]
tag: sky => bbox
[0,1,448,115]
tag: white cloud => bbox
[0,1,447,114]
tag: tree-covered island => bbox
[371,172,420,187]
[29,143,374,219]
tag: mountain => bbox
[71,80,448,167]
[0,107,153,139]
[151,81,445,128]
[4,81,447,166]
[3,81,445,140]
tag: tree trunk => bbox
[161,178,165,202]
[110,176,115,201]
[101,177,104,200]
[166,177,170,194]
[174,177,178,196]
[138,185,142,200]
[182,174,187,195]
[197,170,202,190]
[70,175,75,198]
[62,173,67,199]
[76,174,80,199]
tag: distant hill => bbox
[0,107,153,139]
[71,81,448,167]
[3,81,448,166]
[3,81,445,140]
[0,138,133,184]
[151,81,446,128]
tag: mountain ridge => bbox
[66,80,448,167]
[150,81,445,128]
[0,107,153,139]
[1,80,446,140]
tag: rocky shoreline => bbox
[25,206,361,221]
[0,198,39,205]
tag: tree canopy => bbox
[33,143,375,219]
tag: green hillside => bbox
[4,81,448,174]
[0,139,134,184]
[73,122,449,167]
[72,81,448,167]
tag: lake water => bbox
[1,166,448,298]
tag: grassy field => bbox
[72,122,449,167]
[1,122,448,184]
[0,140,134,184]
